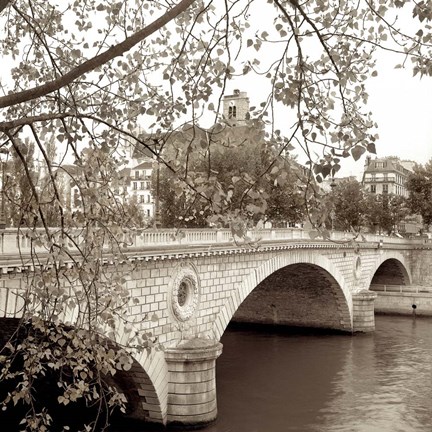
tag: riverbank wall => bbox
[373,285,432,316]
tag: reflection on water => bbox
[117,316,432,432]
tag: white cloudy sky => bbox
[326,49,432,179]
[364,54,432,169]
[225,3,432,180]
[234,52,432,179]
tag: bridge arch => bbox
[212,250,353,340]
[113,318,168,425]
[367,251,411,289]
[0,312,168,425]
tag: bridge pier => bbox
[352,290,377,332]
[165,339,222,427]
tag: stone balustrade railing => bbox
[0,227,428,258]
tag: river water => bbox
[121,315,432,432]
[207,315,432,432]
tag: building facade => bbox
[129,160,154,218]
[361,156,424,235]
[362,156,414,197]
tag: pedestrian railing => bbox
[371,284,432,294]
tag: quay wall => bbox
[373,284,432,316]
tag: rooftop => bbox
[364,156,414,176]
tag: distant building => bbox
[117,89,254,220]
[54,90,296,224]
[362,156,414,197]
[361,156,425,235]
[222,89,250,126]
[129,160,154,218]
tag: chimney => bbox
[365,155,371,168]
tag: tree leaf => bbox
[351,145,366,161]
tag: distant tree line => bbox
[155,151,432,235]
[322,179,410,235]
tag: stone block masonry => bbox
[232,263,350,331]
[352,290,377,332]
[165,338,222,426]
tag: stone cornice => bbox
[0,240,428,274]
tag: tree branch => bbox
[0,0,196,109]
[0,112,75,131]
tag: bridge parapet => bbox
[0,228,427,259]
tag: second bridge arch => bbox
[232,262,352,332]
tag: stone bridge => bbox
[0,228,431,428]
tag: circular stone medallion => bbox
[169,264,200,322]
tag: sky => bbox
[362,54,432,171]
[226,53,432,180]
[328,50,432,179]
[223,3,432,181]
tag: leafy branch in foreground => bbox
[0,0,432,429]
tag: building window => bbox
[146,209,150,217]
[371,174,376,182]
[228,105,237,118]
[140,182,145,190]
[133,182,137,190]
[140,195,145,203]
[383,173,388,181]
[147,195,151,203]
[383,184,388,194]
[370,185,376,193]
[146,181,151,189]
[135,171,140,179]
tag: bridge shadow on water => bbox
[226,321,354,336]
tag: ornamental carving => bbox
[169,263,200,322]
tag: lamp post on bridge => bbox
[0,148,9,231]
[0,148,9,254]
[330,210,335,232]
[329,177,337,233]
[153,139,162,229]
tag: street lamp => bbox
[329,177,337,233]
[153,140,161,228]
[0,148,9,230]
[330,210,336,232]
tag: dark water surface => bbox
[120,315,432,432]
